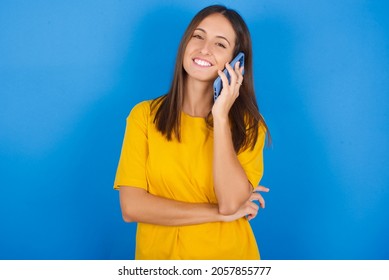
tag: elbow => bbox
[122,212,135,223]
[121,205,138,223]
[217,191,249,215]
[119,187,145,223]
[218,203,240,216]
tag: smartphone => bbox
[213,52,245,102]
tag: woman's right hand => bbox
[212,61,244,121]
[221,185,269,222]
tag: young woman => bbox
[114,5,270,260]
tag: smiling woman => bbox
[113,5,271,260]
[183,13,236,84]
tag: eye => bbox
[192,34,203,40]
[216,42,227,49]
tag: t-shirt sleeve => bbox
[237,125,266,189]
[113,101,150,191]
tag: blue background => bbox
[1,0,388,260]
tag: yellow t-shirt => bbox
[114,100,266,260]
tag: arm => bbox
[213,118,252,214]
[212,62,252,215]
[114,102,258,226]
[119,186,263,226]
[119,186,221,226]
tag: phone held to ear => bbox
[213,52,245,102]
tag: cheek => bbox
[185,40,199,54]
[216,54,234,69]
[182,51,192,74]
[183,41,196,60]
[183,48,192,63]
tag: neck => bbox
[182,78,213,117]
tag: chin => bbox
[187,74,216,84]
[186,69,218,83]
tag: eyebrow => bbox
[195,28,231,46]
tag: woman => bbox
[113,5,270,260]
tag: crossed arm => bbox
[119,62,269,226]
[119,185,268,226]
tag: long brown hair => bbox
[151,5,271,152]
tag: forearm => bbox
[213,117,252,214]
[119,186,224,226]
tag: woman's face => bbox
[183,13,236,83]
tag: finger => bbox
[247,213,256,221]
[244,200,259,212]
[240,65,244,75]
[245,208,258,221]
[247,202,259,220]
[249,193,266,209]
[225,62,238,85]
[253,185,270,193]
[235,62,243,85]
[229,62,242,96]
[248,200,259,211]
[234,60,241,72]
[217,69,230,91]
[249,192,262,201]
[258,195,265,209]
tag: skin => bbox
[119,13,269,226]
[182,13,237,117]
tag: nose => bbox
[200,41,211,55]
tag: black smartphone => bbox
[213,52,245,101]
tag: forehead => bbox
[195,13,236,42]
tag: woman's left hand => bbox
[220,185,269,222]
[211,61,244,120]
[246,186,269,221]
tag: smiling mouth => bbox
[193,58,212,67]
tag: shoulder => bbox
[130,100,152,114]
[127,100,153,122]
[129,96,167,119]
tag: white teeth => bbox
[194,59,211,67]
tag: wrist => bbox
[214,205,238,223]
[213,115,229,127]
[208,203,226,222]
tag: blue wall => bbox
[1,0,388,259]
